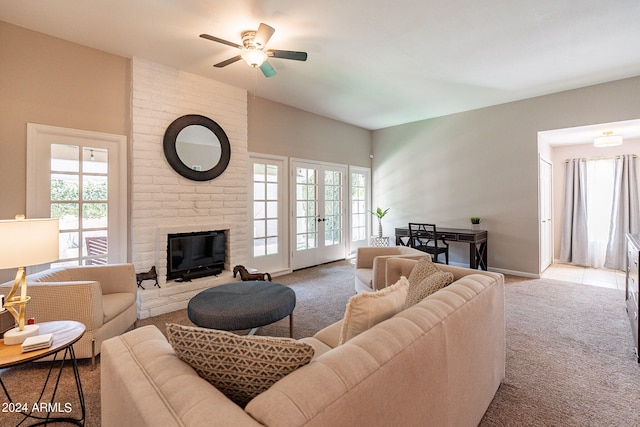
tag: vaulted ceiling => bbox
[2,0,640,130]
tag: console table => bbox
[395,226,488,270]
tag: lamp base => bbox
[3,324,40,345]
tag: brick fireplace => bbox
[130,58,249,319]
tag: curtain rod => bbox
[565,154,637,163]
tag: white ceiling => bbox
[2,0,640,130]
[539,119,640,146]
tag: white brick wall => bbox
[131,57,249,319]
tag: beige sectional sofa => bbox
[354,246,425,292]
[0,264,137,362]
[101,260,505,427]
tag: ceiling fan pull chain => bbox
[253,67,259,99]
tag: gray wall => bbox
[248,96,371,167]
[372,76,640,276]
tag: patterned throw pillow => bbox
[405,256,454,308]
[166,323,314,407]
[338,276,409,345]
[407,256,440,285]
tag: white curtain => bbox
[559,159,589,265]
[604,155,640,270]
[585,158,615,268]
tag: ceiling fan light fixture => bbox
[241,49,267,68]
[594,131,623,147]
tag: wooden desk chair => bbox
[408,223,449,264]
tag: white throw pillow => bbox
[338,276,409,345]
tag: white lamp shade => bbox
[0,218,59,269]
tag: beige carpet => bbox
[2,260,639,426]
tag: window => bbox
[248,154,287,273]
[349,166,371,255]
[253,162,279,257]
[27,124,127,268]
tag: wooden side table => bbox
[0,309,15,338]
[0,320,86,426]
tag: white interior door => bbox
[539,156,553,272]
[291,159,347,270]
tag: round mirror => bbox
[163,114,231,181]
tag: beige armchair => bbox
[0,263,137,365]
[354,246,425,293]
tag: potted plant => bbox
[470,217,482,230]
[370,207,390,237]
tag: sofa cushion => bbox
[338,276,409,345]
[405,256,454,307]
[313,320,343,349]
[166,323,314,408]
[298,337,333,359]
[356,268,373,288]
[102,292,136,323]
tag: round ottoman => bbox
[187,281,296,337]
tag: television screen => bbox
[167,231,225,280]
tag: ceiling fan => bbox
[200,23,307,78]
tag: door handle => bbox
[317,218,326,222]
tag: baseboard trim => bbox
[445,261,539,279]
[488,267,540,279]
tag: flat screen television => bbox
[167,230,225,280]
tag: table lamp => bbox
[0,215,59,345]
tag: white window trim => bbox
[26,123,128,266]
[248,152,289,275]
[348,165,372,256]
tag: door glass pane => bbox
[351,172,367,242]
[50,144,110,264]
[266,164,278,182]
[51,174,79,201]
[296,167,318,251]
[83,203,108,228]
[266,201,278,218]
[252,162,280,258]
[254,202,265,219]
[51,144,79,172]
[59,231,79,260]
[51,203,79,230]
[83,147,108,174]
[83,175,108,201]
[323,169,342,247]
[84,231,108,265]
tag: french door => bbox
[291,160,347,270]
[349,166,371,256]
[26,123,127,269]
[248,154,288,274]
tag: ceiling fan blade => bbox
[260,61,276,78]
[267,49,308,61]
[214,55,242,68]
[200,33,242,49]
[254,23,275,48]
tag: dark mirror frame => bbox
[163,114,231,181]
